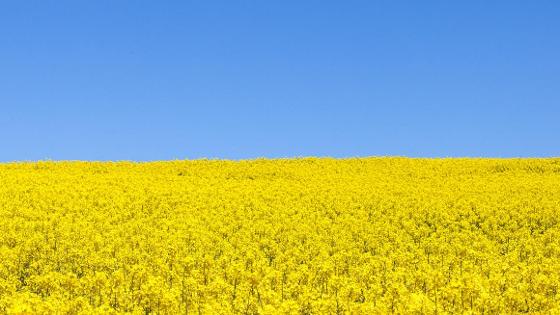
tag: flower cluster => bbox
[1,158,560,314]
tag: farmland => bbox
[1,158,560,314]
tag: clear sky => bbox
[1,1,559,161]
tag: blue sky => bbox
[1,1,559,161]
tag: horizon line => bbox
[2,155,560,164]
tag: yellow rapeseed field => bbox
[1,158,560,314]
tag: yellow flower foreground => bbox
[1,158,560,314]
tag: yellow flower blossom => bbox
[0,158,559,314]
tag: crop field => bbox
[1,158,560,314]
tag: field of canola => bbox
[1,158,560,314]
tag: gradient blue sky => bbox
[1,1,559,161]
